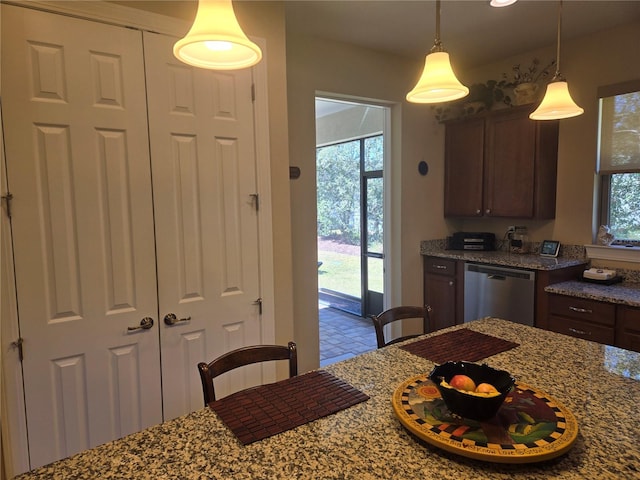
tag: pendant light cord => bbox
[553,0,563,80]
[431,0,444,53]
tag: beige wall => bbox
[457,21,640,247]
[287,34,449,372]
[237,2,296,349]
[287,19,640,371]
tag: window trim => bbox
[596,81,640,246]
[599,174,611,229]
[585,244,640,263]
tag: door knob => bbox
[164,313,192,326]
[128,317,154,331]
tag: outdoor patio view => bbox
[317,134,383,316]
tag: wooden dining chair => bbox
[197,341,298,405]
[371,305,432,348]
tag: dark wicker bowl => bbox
[429,361,515,421]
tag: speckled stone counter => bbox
[16,318,640,479]
[421,240,586,271]
[545,280,640,308]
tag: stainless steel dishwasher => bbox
[464,263,535,325]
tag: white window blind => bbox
[597,80,640,174]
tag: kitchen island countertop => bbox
[16,318,640,479]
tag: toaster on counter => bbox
[448,232,496,251]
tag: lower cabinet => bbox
[548,293,640,353]
[423,256,463,332]
[422,255,640,354]
[616,306,640,352]
[548,294,616,345]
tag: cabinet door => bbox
[425,274,456,332]
[548,315,615,345]
[484,108,536,217]
[444,117,484,217]
[616,306,640,353]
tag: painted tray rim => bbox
[392,373,579,464]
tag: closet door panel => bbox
[1,5,162,469]
[143,31,262,418]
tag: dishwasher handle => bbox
[487,274,506,280]
[465,263,534,280]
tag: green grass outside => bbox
[317,250,383,297]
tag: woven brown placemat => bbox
[209,370,369,445]
[399,328,519,364]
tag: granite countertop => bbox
[421,240,640,306]
[545,280,640,308]
[420,241,587,271]
[17,318,640,479]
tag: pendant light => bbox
[173,0,262,70]
[406,0,469,104]
[490,0,518,7]
[530,0,583,120]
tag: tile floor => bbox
[319,303,378,367]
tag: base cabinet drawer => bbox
[548,314,615,344]
[424,257,456,276]
[548,294,615,326]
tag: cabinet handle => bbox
[569,306,593,314]
[449,281,454,286]
[435,265,447,270]
[568,327,591,337]
[476,209,481,214]
[485,209,491,214]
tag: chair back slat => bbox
[198,341,297,404]
[371,306,432,348]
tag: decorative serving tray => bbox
[392,374,578,464]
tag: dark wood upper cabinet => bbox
[444,105,559,219]
[444,116,485,217]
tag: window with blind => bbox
[598,80,640,243]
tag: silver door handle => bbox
[164,313,192,326]
[128,317,154,331]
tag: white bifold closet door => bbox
[2,4,263,470]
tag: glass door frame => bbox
[361,169,383,317]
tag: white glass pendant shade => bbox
[529,80,584,120]
[490,0,518,7]
[406,51,469,103]
[173,0,262,70]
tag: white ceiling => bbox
[284,0,640,70]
